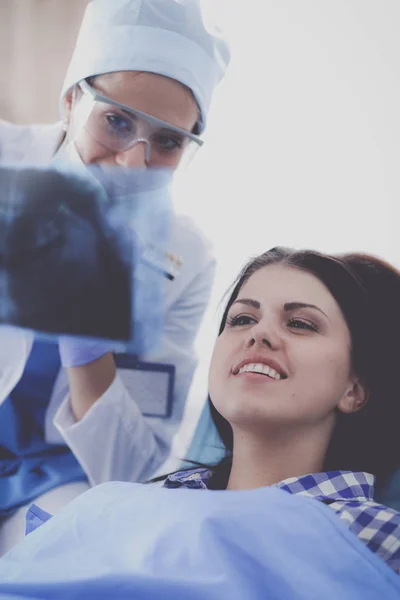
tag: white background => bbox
[169,0,400,461]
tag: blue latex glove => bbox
[58,336,115,368]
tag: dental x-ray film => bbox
[0,164,174,353]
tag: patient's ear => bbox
[338,378,369,415]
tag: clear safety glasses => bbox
[71,80,204,167]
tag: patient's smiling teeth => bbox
[237,363,282,380]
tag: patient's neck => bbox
[226,424,331,491]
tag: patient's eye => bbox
[287,317,319,332]
[226,314,257,327]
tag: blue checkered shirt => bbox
[164,468,400,574]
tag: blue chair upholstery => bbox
[377,470,400,512]
[184,400,226,467]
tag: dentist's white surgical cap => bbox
[60,0,231,132]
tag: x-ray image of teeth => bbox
[0,166,172,348]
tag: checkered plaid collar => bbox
[166,468,375,502]
[275,470,374,502]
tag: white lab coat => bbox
[0,119,215,485]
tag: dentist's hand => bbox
[58,336,113,368]
[58,337,117,421]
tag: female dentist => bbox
[0,0,230,553]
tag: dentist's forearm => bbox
[66,353,116,421]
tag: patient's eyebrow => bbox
[232,299,329,319]
[232,298,260,310]
[284,302,329,319]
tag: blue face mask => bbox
[52,140,111,207]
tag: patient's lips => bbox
[237,363,282,380]
[232,355,288,380]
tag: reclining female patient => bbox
[0,246,399,599]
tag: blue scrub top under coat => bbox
[0,338,86,520]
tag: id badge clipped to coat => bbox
[114,354,175,418]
